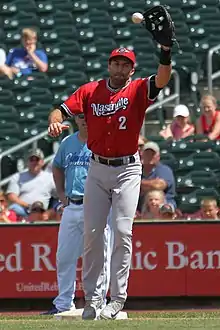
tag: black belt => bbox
[91,153,135,167]
[68,198,84,205]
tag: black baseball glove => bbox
[142,5,177,48]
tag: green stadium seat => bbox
[0,3,17,16]
[12,74,49,92]
[0,76,13,90]
[133,37,157,54]
[179,151,220,172]
[160,152,179,171]
[22,122,48,140]
[36,1,54,14]
[40,30,58,44]
[72,0,89,13]
[15,88,53,108]
[57,26,78,40]
[56,40,81,56]
[0,89,15,105]
[53,90,70,105]
[52,0,73,11]
[179,188,220,213]
[19,104,51,122]
[39,16,55,30]
[87,0,109,10]
[5,31,21,47]
[0,122,20,138]
[172,52,199,72]
[0,105,18,121]
[112,13,128,27]
[89,9,112,24]
[115,27,132,41]
[92,24,114,38]
[177,170,219,190]
[108,0,125,13]
[78,28,95,42]
[3,12,39,31]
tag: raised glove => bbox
[143,5,177,48]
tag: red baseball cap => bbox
[109,47,136,65]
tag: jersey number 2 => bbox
[118,116,127,130]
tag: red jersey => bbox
[61,78,154,157]
[201,111,220,140]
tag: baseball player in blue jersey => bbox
[42,114,113,316]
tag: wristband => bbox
[160,48,171,65]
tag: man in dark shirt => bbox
[140,141,176,208]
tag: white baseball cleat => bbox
[100,300,124,320]
[82,299,103,320]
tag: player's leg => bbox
[53,203,84,312]
[102,209,114,303]
[82,160,111,319]
[100,160,141,319]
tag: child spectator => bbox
[0,28,48,79]
[141,190,166,220]
[159,203,176,220]
[159,104,195,140]
[196,94,220,140]
[187,198,220,220]
[0,191,17,223]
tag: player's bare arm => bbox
[48,108,69,137]
[52,165,68,206]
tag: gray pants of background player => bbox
[83,152,141,303]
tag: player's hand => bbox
[48,122,69,137]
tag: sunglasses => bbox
[77,113,85,119]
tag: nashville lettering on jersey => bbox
[91,97,129,116]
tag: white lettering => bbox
[207,251,220,269]
[131,241,157,270]
[31,244,56,271]
[190,251,205,269]
[3,242,23,272]
[91,97,129,116]
[166,242,187,269]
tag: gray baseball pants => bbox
[83,153,141,303]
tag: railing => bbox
[0,121,73,187]
[141,69,180,136]
[207,44,220,94]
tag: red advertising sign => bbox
[1,222,220,298]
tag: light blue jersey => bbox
[53,132,91,199]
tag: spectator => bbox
[140,141,176,207]
[0,28,48,79]
[159,203,176,220]
[187,198,220,220]
[26,201,49,223]
[196,94,220,140]
[159,104,195,140]
[141,189,166,220]
[0,48,13,79]
[0,191,17,223]
[6,149,56,218]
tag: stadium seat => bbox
[179,188,220,213]
[3,12,39,31]
[72,0,89,13]
[52,0,73,11]
[0,89,15,105]
[108,0,125,13]
[36,1,54,14]
[177,170,219,189]
[87,0,109,10]
[178,151,220,172]
[40,30,59,44]
[15,88,53,109]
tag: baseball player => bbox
[43,114,113,316]
[48,6,174,320]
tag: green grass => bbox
[0,311,220,330]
